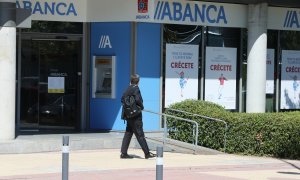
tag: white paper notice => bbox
[48,77,65,93]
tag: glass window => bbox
[241,29,247,112]
[163,24,202,108]
[21,21,83,34]
[280,31,300,50]
[279,31,300,110]
[206,27,242,112]
[206,27,241,48]
[17,19,84,131]
[164,24,201,45]
[266,30,278,112]
[163,25,244,111]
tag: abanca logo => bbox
[16,0,77,16]
[154,1,227,24]
[283,11,300,28]
[99,35,112,49]
[136,0,149,19]
[138,0,148,13]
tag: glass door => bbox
[20,38,81,130]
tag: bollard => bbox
[62,136,69,180]
[156,146,163,180]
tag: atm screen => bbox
[101,77,111,93]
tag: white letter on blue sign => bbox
[99,36,112,49]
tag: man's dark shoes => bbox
[120,153,133,159]
[145,152,156,159]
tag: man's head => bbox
[130,74,140,85]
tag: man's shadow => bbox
[129,154,143,159]
[277,159,300,175]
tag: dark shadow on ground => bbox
[17,129,111,135]
[277,159,300,176]
[277,172,300,175]
[280,159,300,170]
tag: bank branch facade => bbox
[0,0,300,140]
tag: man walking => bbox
[120,74,155,159]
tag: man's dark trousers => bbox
[121,116,150,155]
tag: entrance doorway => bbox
[19,36,82,130]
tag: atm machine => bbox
[92,56,116,99]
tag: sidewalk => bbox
[0,148,299,180]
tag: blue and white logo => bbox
[154,1,227,24]
[283,11,300,28]
[99,35,112,49]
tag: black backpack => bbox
[123,94,141,119]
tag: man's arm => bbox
[133,87,144,110]
[121,87,129,105]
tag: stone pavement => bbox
[0,148,299,180]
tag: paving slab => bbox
[0,149,299,180]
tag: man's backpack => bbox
[123,95,141,119]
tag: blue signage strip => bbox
[136,23,161,130]
[90,22,131,130]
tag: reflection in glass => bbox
[20,40,80,128]
[22,21,83,34]
[164,24,201,44]
[206,27,240,48]
[280,31,300,50]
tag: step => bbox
[146,137,223,155]
[0,132,223,155]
